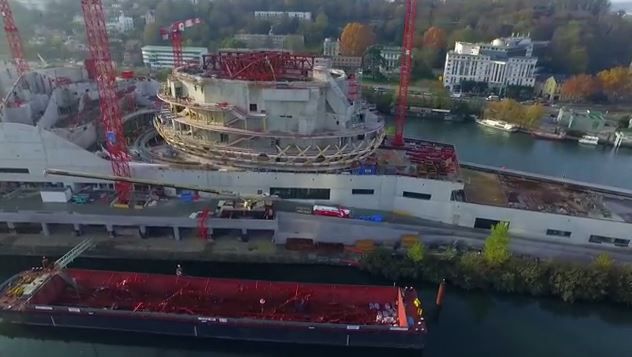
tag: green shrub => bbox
[407,241,425,263]
[483,222,511,267]
[360,248,632,305]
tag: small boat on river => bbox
[476,119,518,133]
[531,130,566,140]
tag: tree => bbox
[447,27,479,49]
[524,104,545,128]
[284,36,305,52]
[220,38,246,49]
[550,21,590,74]
[340,22,375,56]
[593,253,614,271]
[483,222,511,267]
[407,241,425,263]
[485,99,524,123]
[143,22,161,46]
[411,49,434,80]
[363,46,385,80]
[560,74,600,102]
[597,66,632,102]
[422,26,447,50]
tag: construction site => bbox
[461,168,632,224]
[0,0,631,253]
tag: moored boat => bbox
[578,135,599,145]
[476,119,518,132]
[531,130,566,140]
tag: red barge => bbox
[0,269,426,349]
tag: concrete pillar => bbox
[73,223,82,237]
[173,226,181,241]
[41,223,50,237]
[6,222,16,234]
[106,224,116,238]
[138,225,147,239]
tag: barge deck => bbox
[0,269,426,349]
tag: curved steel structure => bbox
[154,55,385,172]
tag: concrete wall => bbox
[391,197,632,248]
[177,73,350,136]
[0,121,631,249]
[39,67,87,83]
[50,122,97,149]
[36,93,60,129]
[4,105,33,125]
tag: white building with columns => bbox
[442,34,538,92]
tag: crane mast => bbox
[393,0,417,146]
[81,0,132,204]
[161,18,201,68]
[0,0,29,75]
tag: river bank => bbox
[6,228,632,306]
[361,247,632,305]
[0,232,360,266]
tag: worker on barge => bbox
[41,256,49,270]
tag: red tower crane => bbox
[160,18,201,68]
[0,0,29,75]
[393,0,418,146]
[81,0,132,204]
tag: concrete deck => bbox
[461,163,632,223]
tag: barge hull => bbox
[0,270,426,349]
[0,310,423,349]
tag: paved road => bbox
[278,212,632,263]
[1,192,631,263]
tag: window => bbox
[0,168,29,174]
[249,104,257,112]
[352,189,374,195]
[270,187,330,200]
[546,229,571,238]
[403,191,431,200]
[474,218,503,230]
[589,235,630,247]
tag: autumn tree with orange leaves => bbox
[340,23,375,56]
[422,26,447,50]
[560,74,601,102]
[597,66,632,102]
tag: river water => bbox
[1,258,631,357]
[400,118,632,189]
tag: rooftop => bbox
[462,168,632,223]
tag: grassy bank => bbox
[361,247,632,305]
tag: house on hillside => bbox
[379,46,402,74]
[541,75,566,102]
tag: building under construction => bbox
[155,51,383,172]
[0,52,631,250]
